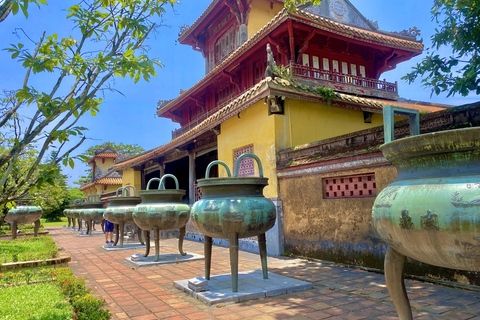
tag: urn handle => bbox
[115,185,137,197]
[146,178,161,190]
[159,174,180,190]
[234,153,264,177]
[383,105,420,143]
[205,160,232,178]
[146,175,181,190]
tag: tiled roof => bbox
[79,169,123,191]
[158,7,422,117]
[93,153,118,158]
[117,77,446,171]
[178,0,284,43]
[290,10,423,52]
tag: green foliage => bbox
[1,0,176,209]
[0,0,47,21]
[72,294,111,320]
[0,267,110,319]
[313,86,336,104]
[273,65,292,79]
[0,282,73,320]
[402,0,480,97]
[284,0,322,11]
[0,236,58,264]
[0,223,44,234]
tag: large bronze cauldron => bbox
[105,186,144,248]
[372,106,480,319]
[191,153,276,292]
[63,201,75,229]
[133,174,190,261]
[80,195,105,235]
[71,199,85,232]
[5,198,43,240]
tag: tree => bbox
[0,0,47,22]
[74,142,145,186]
[403,0,480,97]
[0,0,177,209]
[284,0,321,11]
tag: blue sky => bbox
[1,0,478,186]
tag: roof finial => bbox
[264,44,276,78]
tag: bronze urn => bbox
[191,153,276,292]
[5,197,43,240]
[133,174,190,261]
[105,186,144,248]
[372,106,480,319]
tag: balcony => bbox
[290,63,398,100]
[171,97,237,139]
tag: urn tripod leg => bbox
[67,217,71,228]
[113,224,119,246]
[154,226,160,262]
[143,230,151,257]
[101,220,105,233]
[77,219,82,231]
[229,233,239,292]
[34,219,41,237]
[119,221,125,248]
[179,226,186,256]
[204,236,212,280]
[12,221,17,240]
[86,220,91,235]
[72,218,76,229]
[258,233,268,279]
[385,246,412,320]
[137,226,144,245]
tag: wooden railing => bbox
[171,96,238,139]
[290,63,397,94]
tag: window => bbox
[341,62,348,74]
[323,173,376,199]
[359,65,366,77]
[312,56,319,69]
[323,58,330,71]
[216,83,236,106]
[350,64,357,76]
[332,60,339,73]
[215,27,236,64]
[302,53,310,66]
[233,144,254,177]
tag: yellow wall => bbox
[122,168,142,191]
[217,100,279,198]
[94,158,115,176]
[275,98,398,150]
[247,0,284,38]
[82,187,96,197]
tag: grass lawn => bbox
[0,282,73,319]
[0,236,58,264]
[41,217,69,227]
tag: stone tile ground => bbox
[50,227,480,319]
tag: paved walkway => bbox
[49,227,480,320]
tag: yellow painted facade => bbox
[218,100,278,198]
[92,158,115,176]
[247,0,283,38]
[122,168,142,191]
[217,97,406,200]
[275,99,387,149]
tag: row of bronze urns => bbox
[64,153,276,292]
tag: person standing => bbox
[104,217,114,246]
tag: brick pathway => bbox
[49,227,480,320]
